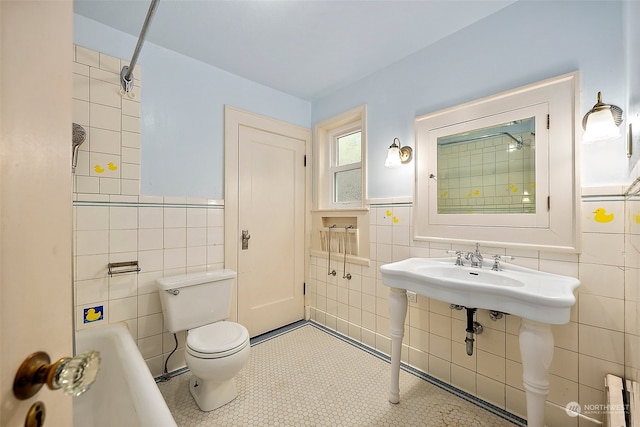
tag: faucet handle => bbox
[491,254,515,271]
[446,250,465,266]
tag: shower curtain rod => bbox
[438,131,524,148]
[120,0,160,93]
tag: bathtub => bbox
[74,323,177,427]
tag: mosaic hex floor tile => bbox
[158,324,520,426]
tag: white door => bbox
[1,2,74,426]
[225,107,311,338]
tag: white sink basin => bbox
[380,257,579,324]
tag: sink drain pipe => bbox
[465,308,479,356]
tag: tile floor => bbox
[158,322,524,426]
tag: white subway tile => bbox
[579,262,624,299]
[477,349,505,382]
[121,148,140,167]
[187,227,207,247]
[76,254,109,280]
[90,103,121,132]
[164,228,186,248]
[139,207,164,230]
[121,178,139,195]
[138,292,162,317]
[109,296,137,322]
[139,313,163,338]
[99,177,120,194]
[91,153,120,178]
[578,354,623,390]
[546,374,578,407]
[76,205,109,230]
[122,131,141,148]
[138,269,164,294]
[580,232,624,266]
[90,78,121,108]
[164,248,186,270]
[206,208,224,227]
[122,99,140,118]
[207,227,224,245]
[76,230,109,256]
[90,127,120,155]
[72,61,89,77]
[578,293,624,332]
[581,200,624,234]
[187,208,207,228]
[73,73,89,101]
[187,246,207,267]
[75,278,109,306]
[99,53,121,74]
[109,229,137,253]
[137,334,163,359]
[476,374,505,408]
[164,207,186,227]
[75,46,100,67]
[139,228,163,251]
[122,115,140,133]
[109,274,137,299]
[73,99,89,126]
[89,67,119,85]
[110,206,138,230]
[578,324,624,364]
[207,245,224,265]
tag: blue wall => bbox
[74,15,311,199]
[312,0,628,199]
[76,1,633,200]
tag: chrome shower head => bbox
[72,123,86,173]
[73,123,86,148]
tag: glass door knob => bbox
[13,350,100,400]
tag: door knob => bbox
[241,230,251,250]
[13,350,100,400]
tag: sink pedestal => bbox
[387,287,552,427]
[519,318,554,427]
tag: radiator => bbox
[605,374,639,427]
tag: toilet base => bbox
[189,375,238,412]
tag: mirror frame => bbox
[414,72,581,252]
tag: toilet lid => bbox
[187,321,249,357]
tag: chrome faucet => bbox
[465,243,483,268]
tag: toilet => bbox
[156,270,250,411]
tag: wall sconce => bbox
[385,137,413,168]
[582,91,623,142]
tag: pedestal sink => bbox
[380,257,579,427]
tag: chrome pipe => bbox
[342,226,353,280]
[327,225,337,276]
[121,0,160,93]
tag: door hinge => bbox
[547,114,550,130]
[547,196,550,211]
[303,282,306,295]
[304,155,307,167]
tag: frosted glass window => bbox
[334,169,362,203]
[337,132,361,166]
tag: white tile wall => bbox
[72,46,226,377]
[73,45,140,196]
[309,196,639,426]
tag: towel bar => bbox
[108,261,141,276]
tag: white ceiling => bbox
[74,0,516,100]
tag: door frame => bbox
[223,106,312,323]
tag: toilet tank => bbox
[156,270,236,334]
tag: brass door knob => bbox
[13,350,100,400]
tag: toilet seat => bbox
[187,321,249,359]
